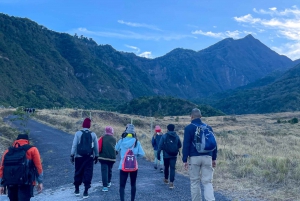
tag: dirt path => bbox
[3,117,232,201]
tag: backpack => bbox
[2,143,34,186]
[122,141,138,172]
[164,134,179,156]
[77,130,93,156]
[192,123,217,153]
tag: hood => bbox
[121,137,137,149]
[13,139,29,147]
[166,131,177,137]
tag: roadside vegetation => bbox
[1,108,300,200]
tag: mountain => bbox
[0,13,297,109]
[212,63,300,114]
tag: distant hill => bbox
[117,96,225,117]
[212,63,300,114]
[0,13,297,110]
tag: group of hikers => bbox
[0,108,218,201]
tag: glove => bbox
[94,156,98,164]
[70,155,75,165]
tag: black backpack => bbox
[3,143,34,186]
[77,130,93,156]
[164,134,179,156]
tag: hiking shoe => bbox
[160,168,164,173]
[74,189,80,196]
[102,187,108,192]
[169,182,174,189]
[163,179,169,184]
[83,190,89,199]
[107,182,111,188]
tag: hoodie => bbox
[115,137,145,170]
[157,131,182,159]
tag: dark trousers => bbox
[7,185,33,201]
[164,157,177,182]
[74,156,94,189]
[119,170,138,201]
[100,160,115,187]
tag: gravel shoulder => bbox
[3,116,232,201]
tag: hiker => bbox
[115,124,145,201]
[151,125,164,172]
[98,126,117,192]
[0,134,43,200]
[70,118,99,199]
[157,124,182,189]
[182,108,218,201]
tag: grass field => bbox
[1,108,300,201]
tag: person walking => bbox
[115,124,145,201]
[98,126,117,192]
[157,124,182,189]
[0,134,43,201]
[70,118,99,199]
[151,125,164,172]
[182,108,218,201]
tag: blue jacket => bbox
[115,136,145,170]
[157,131,182,159]
[151,133,163,151]
[182,118,217,163]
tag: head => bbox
[125,124,135,135]
[167,124,175,132]
[16,134,29,141]
[105,126,114,135]
[191,108,202,120]
[82,118,91,128]
[155,125,161,133]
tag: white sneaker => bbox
[107,182,111,188]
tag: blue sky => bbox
[1,0,300,60]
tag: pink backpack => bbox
[122,142,138,172]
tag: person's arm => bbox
[71,132,79,156]
[182,126,191,163]
[157,135,164,160]
[151,136,156,148]
[137,141,145,157]
[115,139,121,152]
[92,133,99,157]
[178,136,182,149]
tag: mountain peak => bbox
[243,34,256,40]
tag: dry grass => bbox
[8,108,300,200]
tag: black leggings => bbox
[119,170,138,201]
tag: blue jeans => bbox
[153,150,163,166]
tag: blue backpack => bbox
[192,123,217,153]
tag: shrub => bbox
[288,117,298,124]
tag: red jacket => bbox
[0,139,43,186]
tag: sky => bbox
[1,0,300,60]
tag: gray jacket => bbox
[71,128,99,157]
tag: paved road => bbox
[3,116,232,201]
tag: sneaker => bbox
[102,187,108,192]
[83,190,89,199]
[169,182,174,189]
[74,189,80,197]
[163,179,169,184]
[107,182,111,188]
[160,168,164,173]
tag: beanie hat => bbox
[105,126,114,135]
[17,134,29,140]
[125,124,135,134]
[167,124,175,131]
[155,125,161,132]
[82,118,91,128]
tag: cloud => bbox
[138,51,152,58]
[118,20,162,31]
[234,6,300,59]
[191,30,242,39]
[125,45,140,53]
[76,27,193,41]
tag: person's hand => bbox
[36,183,43,194]
[183,162,189,171]
[70,155,75,165]
[94,156,98,164]
[0,187,4,195]
[212,160,216,168]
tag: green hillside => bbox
[117,96,225,117]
